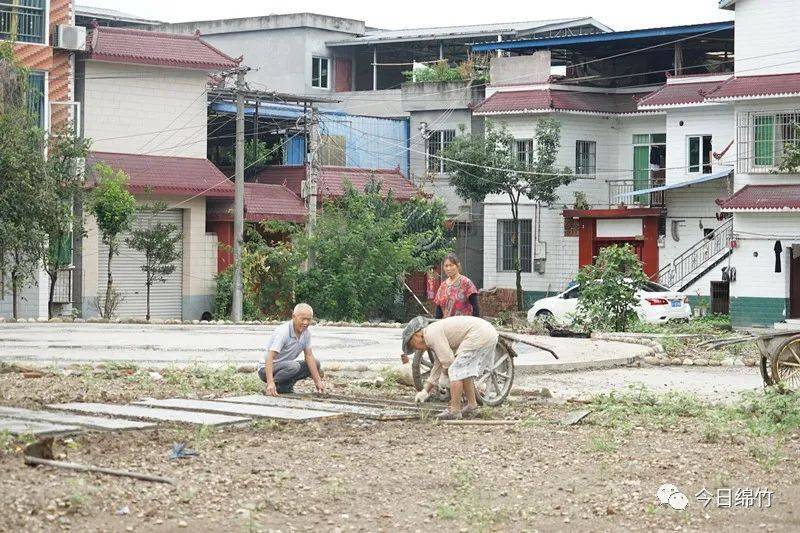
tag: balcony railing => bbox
[0,1,46,44]
[607,175,665,207]
[52,267,73,304]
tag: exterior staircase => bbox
[655,218,733,292]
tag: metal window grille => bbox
[311,57,329,89]
[737,110,800,173]
[27,71,45,128]
[515,139,534,168]
[496,219,532,273]
[575,140,596,175]
[0,0,45,43]
[426,129,455,173]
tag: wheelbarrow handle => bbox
[498,333,559,360]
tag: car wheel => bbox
[535,310,554,323]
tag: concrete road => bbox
[0,322,647,370]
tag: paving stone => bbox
[0,417,81,437]
[133,398,342,422]
[220,395,417,420]
[0,406,156,431]
[48,403,250,426]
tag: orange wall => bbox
[11,0,73,131]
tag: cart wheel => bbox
[759,355,775,387]
[474,341,515,407]
[770,335,800,391]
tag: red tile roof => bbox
[474,89,647,115]
[253,165,418,201]
[717,184,800,211]
[87,152,234,198]
[638,78,730,108]
[706,73,800,100]
[206,184,307,223]
[87,26,239,71]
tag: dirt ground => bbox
[0,365,798,532]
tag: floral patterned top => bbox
[434,275,478,318]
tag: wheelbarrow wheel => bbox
[759,354,775,387]
[474,340,515,407]
[770,335,800,391]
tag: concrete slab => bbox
[0,406,156,431]
[220,395,417,420]
[133,399,342,422]
[510,335,651,374]
[0,417,81,437]
[48,403,250,426]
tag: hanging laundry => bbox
[774,240,783,273]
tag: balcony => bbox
[0,0,46,44]
[608,175,666,208]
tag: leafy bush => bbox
[574,244,647,332]
[402,59,488,83]
[296,180,451,321]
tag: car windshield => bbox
[640,281,670,292]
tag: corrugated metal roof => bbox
[616,168,732,199]
[471,21,733,52]
[717,184,800,211]
[327,17,609,46]
[76,4,162,25]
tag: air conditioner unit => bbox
[54,25,87,51]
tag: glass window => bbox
[0,0,46,43]
[426,129,455,174]
[688,135,712,173]
[515,139,534,168]
[311,57,329,89]
[575,140,596,175]
[27,71,45,128]
[496,219,532,273]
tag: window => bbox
[426,129,455,173]
[738,111,800,172]
[311,57,329,89]
[688,135,713,174]
[563,286,581,299]
[514,139,534,168]
[27,71,45,128]
[575,140,596,175]
[496,219,532,273]
[0,0,46,43]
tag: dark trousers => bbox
[258,358,321,393]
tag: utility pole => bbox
[231,67,246,322]
[306,105,320,267]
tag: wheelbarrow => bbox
[411,332,559,407]
[700,329,800,390]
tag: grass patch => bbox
[589,385,800,457]
[587,434,618,454]
[433,463,506,530]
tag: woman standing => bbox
[434,253,480,318]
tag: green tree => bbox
[87,164,136,318]
[401,195,454,272]
[125,202,182,320]
[0,46,48,318]
[574,244,648,332]
[778,123,800,173]
[442,120,573,310]
[40,127,91,318]
[297,182,418,321]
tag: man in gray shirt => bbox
[258,303,325,395]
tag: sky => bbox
[78,0,733,30]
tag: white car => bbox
[526,281,692,325]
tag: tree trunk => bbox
[145,280,151,321]
[510,200,523,311]
[47,270,58,319]
[11,274,18,320]
[104,243,114,318]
